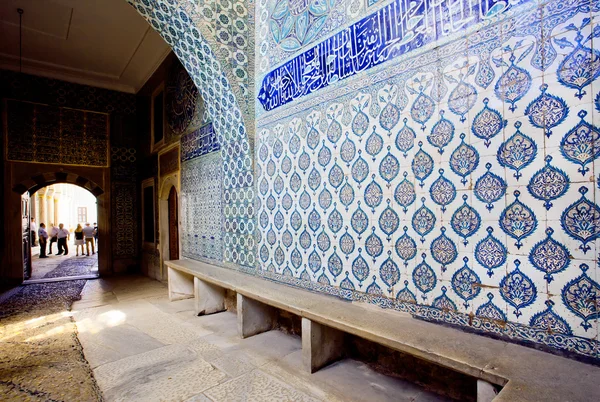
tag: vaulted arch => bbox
[128,0,255,267]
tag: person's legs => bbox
[39,238,47,258]
[64,240,68,255]
[91,239,95,255]
[85,239,90,256]
[57,238,64,255]
[49,238,54,254]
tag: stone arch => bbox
[12,170,105,197]
[10,169,110,280]
[128,0,255,267]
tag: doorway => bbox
[25,183,100,283]
[168,186,179,261]
[157,175,180,281]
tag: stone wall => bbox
[253,0,600,360]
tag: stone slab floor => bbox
[72,275,451,402]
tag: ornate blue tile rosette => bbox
[500,260,537,318]
[499,190,537,249]
[559,110,600,176]
[497,121,537,181]
[395,226,417,268]
[451,194,481,246]
[528,228,571,284]
[412,253,437,302]
[561,264,600,331]
[452,257,481,310]
[560,186,600,254]
[474,163,506,212]
[412,197,436,243]
[450,133,479,186]
[526,156,569,211]
[524,84,569,138]
[475,227,507,278]
[471,98,506,148]
[430,227,458,273]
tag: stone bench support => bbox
[477,380,497,402]
[302,318,344,373]
[194,277,225,316]
[168,267,194,301]
[237,293,276,339]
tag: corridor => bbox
[0,276,450,401]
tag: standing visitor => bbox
[48,223,58,254]
[83,222,96,256]
[56,223,70,256]
[93,222,98,247]
[30,218,37,247]
[38,223,48,258]
[74,224,85,256]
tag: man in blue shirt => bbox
[38,223,48,258]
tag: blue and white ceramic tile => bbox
[255,0,600,360]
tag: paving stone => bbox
[204,370,321,402]
[77,323,166,368]
[95,344,227,401]
[210,352,256,378]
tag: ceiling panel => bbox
[0,0,171,93]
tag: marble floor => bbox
[73,276,450,402]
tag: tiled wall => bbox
[130,0,255,267]
[254,0,600,360]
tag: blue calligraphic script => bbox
[258,0,522,112]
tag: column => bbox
[37,188,47,225]
[53,184,61,225]
[46,187,55,225]
[54,197,59,225]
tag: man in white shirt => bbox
[38,223,48,258]
[82,223,96,256]
[48,223,58,254]
[30,218,38,247]
[57,223,70,256]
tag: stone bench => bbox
[165,259,600,402]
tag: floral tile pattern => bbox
[255,0,600,360]
[181,151,224,262]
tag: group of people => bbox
[36,221,98,258]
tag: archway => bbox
[4,168,111,284]
[158,174,180,281]
[26,184,100,282]
[127,0,256,267]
